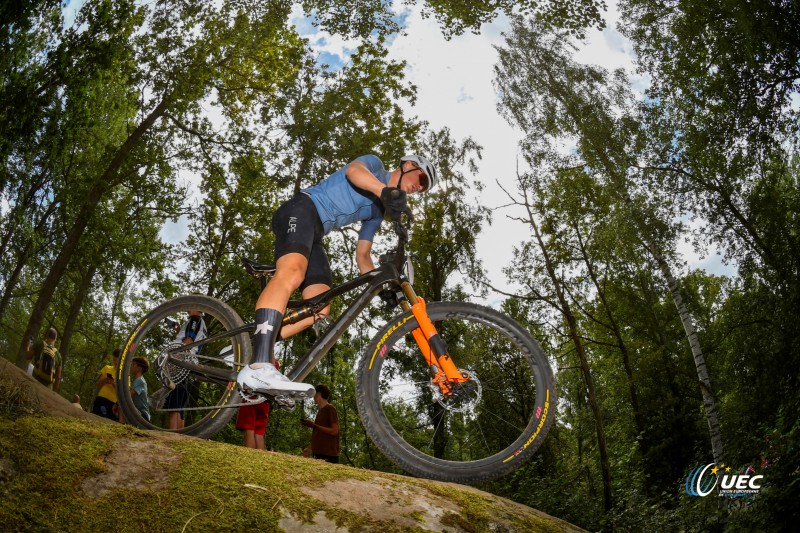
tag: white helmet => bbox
[400,154,437,191]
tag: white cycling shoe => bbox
[237,363,315,403]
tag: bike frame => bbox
[167,239,467,395]
[285,263,400,382]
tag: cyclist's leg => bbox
[253,252,308,362]
[254,194,318,364]
[240,256,316,396]
[239,195,318,397]
[279,239,333,339]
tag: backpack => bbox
[33,342,59,385]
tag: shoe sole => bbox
[241,385,315,400]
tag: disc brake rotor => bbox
[429,369,482,414]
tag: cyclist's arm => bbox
[345,160,386,196]
[356,239,375,273]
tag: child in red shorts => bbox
[236,359,279,449]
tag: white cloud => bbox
[381,7,528,294]
[379,0,734,290]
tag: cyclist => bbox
[238,154,437,404]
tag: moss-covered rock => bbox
[1,359,584,532]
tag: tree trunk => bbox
[649,245,725,464]
[566,312,613,512]
[526,197,614,513]
[15,97,171,369]
[58,265,97,377]
[0,241,33,324]
[576,226,647,446]
[0,200,58,324]
[0,170,51,260]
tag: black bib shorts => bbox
[271,193,333,290]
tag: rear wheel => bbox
[357,301,554,483]
[117,294,252,438]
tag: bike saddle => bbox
[242,257,275,278]
[242,258,307,310]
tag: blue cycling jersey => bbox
[302,154,389,242]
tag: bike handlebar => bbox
[393,218,409,246]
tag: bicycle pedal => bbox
[148,386,174,409]
[273,396,296,411]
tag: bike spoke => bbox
[363,301,553,476]
[117,295,251,436]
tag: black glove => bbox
[380,187,411,221]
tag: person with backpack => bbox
[26,327,62,391]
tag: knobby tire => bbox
[357,301,555,483]
[116,295,252,438]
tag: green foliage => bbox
[7,0,799,529]
[486,5,800,531]
[419,0,606,39]
[408,127,489,301]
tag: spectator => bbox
[128,357,150,422]
[91,349,120,421]
[301,384,340,463]
[237,359,280,450]
[166,310,206,429]
[237,400,272,450]
[164,384,189,429]
[26,328,62,391]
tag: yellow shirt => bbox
[97,364,117,403]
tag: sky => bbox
[59,0,732,291]
[292,0,733,295]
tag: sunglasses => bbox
[418,170,429,191]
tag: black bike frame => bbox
[287,261,402,381]
[166,259,405,383]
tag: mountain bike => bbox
[116,220,555,483]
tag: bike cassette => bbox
[154,342,197,387]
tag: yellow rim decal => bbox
[369,315,413,370]
[119,318,147,379]
[503,388,550,463]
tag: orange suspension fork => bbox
[400,283,468,393]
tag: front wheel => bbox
[357,301,555,483]
[117,294,252,438]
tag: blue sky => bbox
[61,0,733,284]
[290,1,731,285]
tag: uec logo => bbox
[685,463,764,497]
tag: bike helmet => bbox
[400,154,437,191]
